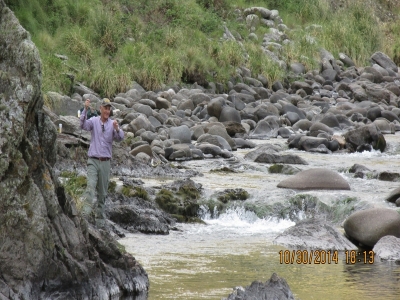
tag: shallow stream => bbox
[119,133,400,300]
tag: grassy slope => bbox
[5,0,400,98]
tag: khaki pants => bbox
[82,158,110,220]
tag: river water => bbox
[119,133,400,300]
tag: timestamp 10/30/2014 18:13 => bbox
[278,250,375,265]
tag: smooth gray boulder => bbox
[343,208,400,247]
[197,133,231,151]
[196,143,223,157]
[47,92,82,116]
[244,144,308,165]
[219,106,241,123]
[207,125,236,150]
[165,143,193,160]
[169,125,191,144]
[277,168,350,190]
[308,122,334,137]
[207,97,226,118]
[130,114,156,133]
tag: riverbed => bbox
[119,133,400,300]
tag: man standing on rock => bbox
[80,98,124,227]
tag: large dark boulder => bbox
[108,204,173,234]
[298,136,331,152]
[244,144,308,165]
[343,123,386,152]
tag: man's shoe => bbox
[81,201,94,223]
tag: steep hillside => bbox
[5,0,400,97]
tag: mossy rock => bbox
[243,202,277,219]
[276,194,328,221]
[328,197,359,223]
[171,214,205,224]
[121,185,149,200]
[155,188,200,221]
[269,164,300,175]
[217,188,249,203]
[200,199,226,218]
[374,134,386,152]
[177,184,201,200]
[210,167,236,173]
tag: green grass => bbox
[59,172,87,210]
[5,0,400,97]
[121,185,149,200]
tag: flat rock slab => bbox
[273,218,357,251]
[277,168,350,190]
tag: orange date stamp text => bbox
[279,250,339,264]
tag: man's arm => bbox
[80,99,93,131]
[113,120,124,141]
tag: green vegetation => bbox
[116,241,127,254]
[121,185,149,200]
[329,196,358,222]
[108,181,117,193]
[60,171,87,210]
[5,0,400,97]
[61,171,87,197]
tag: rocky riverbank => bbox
[50,35,400,257]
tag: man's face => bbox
[100,105,111,120]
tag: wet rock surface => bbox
[373,235,400,261]
[274,218,357,251]
[223,273,295,300]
